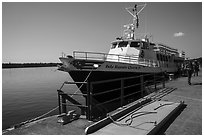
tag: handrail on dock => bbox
[57,73,166,121]
[57,81,90,119]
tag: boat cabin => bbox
[106,39,156,63]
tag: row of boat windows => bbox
[157,54,182,63]
[111,41,152,49]
[154,47,177,55]
[157,54,173,62]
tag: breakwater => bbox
[2,63,62,69]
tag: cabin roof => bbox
[111,39,153,44]
[155,43,178,52]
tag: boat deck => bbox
[3,70,202,135]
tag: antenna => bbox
[123,3,146,40]
[126,3,146,28]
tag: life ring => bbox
[140,50,144,58]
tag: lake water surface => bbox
[2,67,81,130]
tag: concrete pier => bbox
[160,71,202,135]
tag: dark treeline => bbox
[2,63,62,69]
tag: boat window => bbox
[111,42,117,49]
[130,42,140,48]
[141,42,149,49]
[150,43,156,46]
[118,41,128,48]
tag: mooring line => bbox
[70,71,92,97]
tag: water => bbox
[2,67,82,130]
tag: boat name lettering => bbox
[115,65,127,69]
[105,65,114,68]
[106,65,140,70]
[128,66,141,69]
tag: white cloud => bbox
[174,32,185,37]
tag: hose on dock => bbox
[108,111,157,127]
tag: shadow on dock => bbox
[156,103,187,135]
[191,82,202,85]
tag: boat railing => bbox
[73,51,160,67]
[57,73,166,121]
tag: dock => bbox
[159,72,202,135]
[3,71,202,135]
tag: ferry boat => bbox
[58,4,185,104]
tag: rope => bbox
[154,103,175,110]
[31,106,59,121]
[70,71,92,97]
[107,98,159,129]
[11,106,59,130]
[108,111,157,128]
[125,111,157,125]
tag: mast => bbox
[123,3,146,40]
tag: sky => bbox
[2,2,202,63]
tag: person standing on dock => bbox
[194,60,199,76]
[186,60,193,85]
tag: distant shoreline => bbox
[2,63,62,69]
